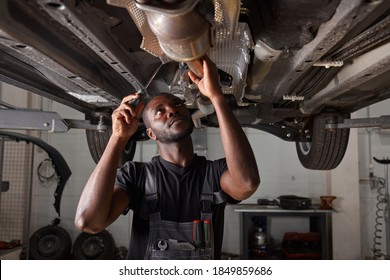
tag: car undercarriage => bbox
[1,0,390,169]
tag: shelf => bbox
[235,204,334,260]
[233,204,335,213]
[0,245,23,257]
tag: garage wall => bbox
[1,82,389,259]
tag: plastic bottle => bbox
[254,227,267,245]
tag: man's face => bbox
[144,93,194,143]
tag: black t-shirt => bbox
[115,154,233,259]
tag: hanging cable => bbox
[373,177,386,259]
[372,157,390,259]
[37,158,58,186]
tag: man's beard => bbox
[153,122,194,144]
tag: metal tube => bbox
[186,59,204,79]
[0,137,4,221]
[24,144,35,259]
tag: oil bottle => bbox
[253,227,267,257]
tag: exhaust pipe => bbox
[136,0,214,119]
[135,0,210,78]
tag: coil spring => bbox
[373,177,386,259]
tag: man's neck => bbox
[157,137,194,167]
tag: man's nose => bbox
[167,107,177,118]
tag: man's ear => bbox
[146,128,157,141]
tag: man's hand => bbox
[111,93,144,141]
[188,56,223,101]
[189,56,260,201]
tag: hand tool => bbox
[128,89,145,109]
[192,219,204,249]
[203,219,213,249]
[157,239,168,251]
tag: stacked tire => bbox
[29,226,116,260]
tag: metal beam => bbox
[0,108,108,132]
[325,115,390,129]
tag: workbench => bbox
[233,204,334,260]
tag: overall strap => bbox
[200,164,228,220]
[144,163,161,221]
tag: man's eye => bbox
[155,109,164,115]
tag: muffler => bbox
[135,0,211,78]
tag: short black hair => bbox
[141,92,173,129]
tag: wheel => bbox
[85,110,151,164]
[85,111,137,165]
[86,129,111,164]
[72,230,116,260]
[29,225,72,260]
[296,113,350,170]
[86,128,137,165]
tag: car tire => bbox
[296,113,350,170]
[72,230,116,260]
[86,129,136,165]
[29,225,72,260]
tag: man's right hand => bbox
[188,56,223,102]
[111,93,145,141]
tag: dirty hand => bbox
[188,56,223,101]
[111,93,144,141]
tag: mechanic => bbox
[74,56,260,259]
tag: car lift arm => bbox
[325,115,390,129]
[0,108,108,132]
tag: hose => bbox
[373,177,386,259]
[37,158,57,185]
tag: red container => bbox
[282,232,321,259]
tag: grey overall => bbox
[143,164,226,260]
